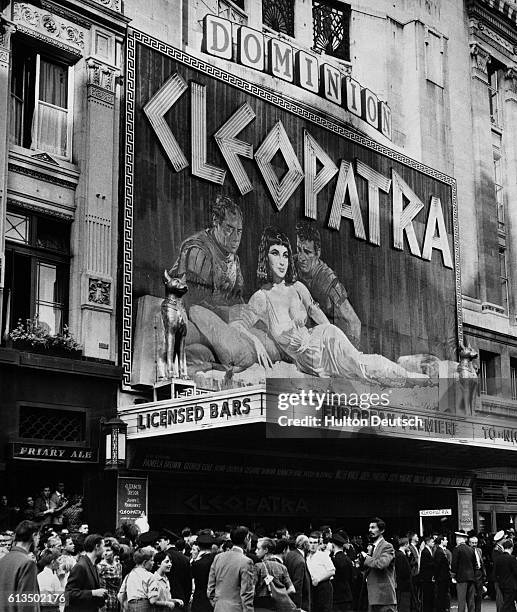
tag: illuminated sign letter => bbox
[362,89,379,128]
[255,121,304,210]
[422,196,453,268]
[238,27,264,70]
[356,160,391,246]
[379,101,392,139]
[143,73,189,172]
[203,14,232,60]
[345,78,362,117]
[321,64,342,105]
[304,130,338,219]
[296,50,319,93]
[191,82,226,184]
[269,39,294,82]
[392,170,424,256]
[214,102,256,195]
[328,160,366,239]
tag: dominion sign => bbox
[123,30,461,394]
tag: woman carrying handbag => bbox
[254,538,298,612]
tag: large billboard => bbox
[122,30,461,402]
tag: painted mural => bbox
[125,31,462,407]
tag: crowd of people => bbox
[0,510,514,612]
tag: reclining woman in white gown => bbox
[232,226,426,383]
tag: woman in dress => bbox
[233,226,424,383]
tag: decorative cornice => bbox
[8,163,78,190]
[40,1,92,29]
[471,16,517,59]
[468,0,517,46]
[13,3,85,54]
[7,198,73,220]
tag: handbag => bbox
[263,561,297,612]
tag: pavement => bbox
[449,601,496,612]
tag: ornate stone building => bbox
[0,0,127,528]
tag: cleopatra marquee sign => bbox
[203,14,392,140]
[144,70,452,269]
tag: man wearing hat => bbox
[493,530,506,612]
[191,531,216,612]
[452,530,476,612]
[331,533,354,612]
[157,529,192,607]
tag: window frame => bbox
[2,209,71,340]
[9,39,74,161]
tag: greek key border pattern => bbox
[122,31,136,386]
[121,29,463,384]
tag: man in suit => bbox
[0,520,40,612]
[406,531,421,612]
[493,530,506,612]
[468,534,486,612]
[394,537,412,612]
[157,529,193,606]
[419,535,436,612]
[434,535,451,612]
[191,531,216,612]
[285,533,312,612]
[494,539,517,612]
[207,525,254,612]
[331,533,354,612]
[65,534,107,611]
[361,517,397,612]
[451,530,476,612]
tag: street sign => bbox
[419,508,452,517]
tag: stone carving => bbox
[86,58,117,92]
[92,0,121,13]
[13,3,85,51]
[456,342,479,416]
[88,279,111,305]
[470,42,490,74]
[161,270,189,380]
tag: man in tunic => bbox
[295,220,362,349]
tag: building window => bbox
[488,62,502,127]
[312,0,351,61]
[9,40,73,159]
[19,406,85,442]
[478,349,499,396]
[2,209,70,339]
[493,146,505,230]
[218,0,247,25]
[511,358,517,401]
[262,0,295,37]
[499,247,509,313]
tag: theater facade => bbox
[115,0,517,537]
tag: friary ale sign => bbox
[124,32,459,392]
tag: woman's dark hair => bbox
[256,227,297,285]
[153,550,169,571]
[39,549,59,568]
